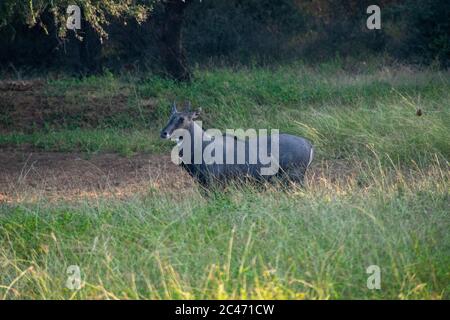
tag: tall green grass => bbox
[1,62,449,299]
[0,161,448,299]
[0,129,166,156]
[2,63,448,166]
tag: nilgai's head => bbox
[160,101,200,139]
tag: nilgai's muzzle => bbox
[160,130,170,139]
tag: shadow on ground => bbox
[0,151,357,203]
[0,152,193,202]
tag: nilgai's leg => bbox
[285,167,307,186]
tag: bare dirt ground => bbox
[0,151,194,203]
[0,80,357,203]
[0,150,358,203]
[0,79,155,133]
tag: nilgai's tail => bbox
[307,145,314,168]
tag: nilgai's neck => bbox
[187,121,210,141]
[179,122,210,162]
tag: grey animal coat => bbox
[177,122,314,186]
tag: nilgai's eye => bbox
[178,117,184,123]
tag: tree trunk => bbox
[159,0,192,81]
[79,15,102,75]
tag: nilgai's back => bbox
[182,133,314,185]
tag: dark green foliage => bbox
[0,0,448,74]
[396,0,449,66]
[183,0,307,62]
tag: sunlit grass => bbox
[0,129,168,156]
[0,62,449,299]
[0,158,448,299]
[2,63,448,166]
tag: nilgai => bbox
[160,102,314,187]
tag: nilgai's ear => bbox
[191,108,201,119]
[171,101,177,114]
